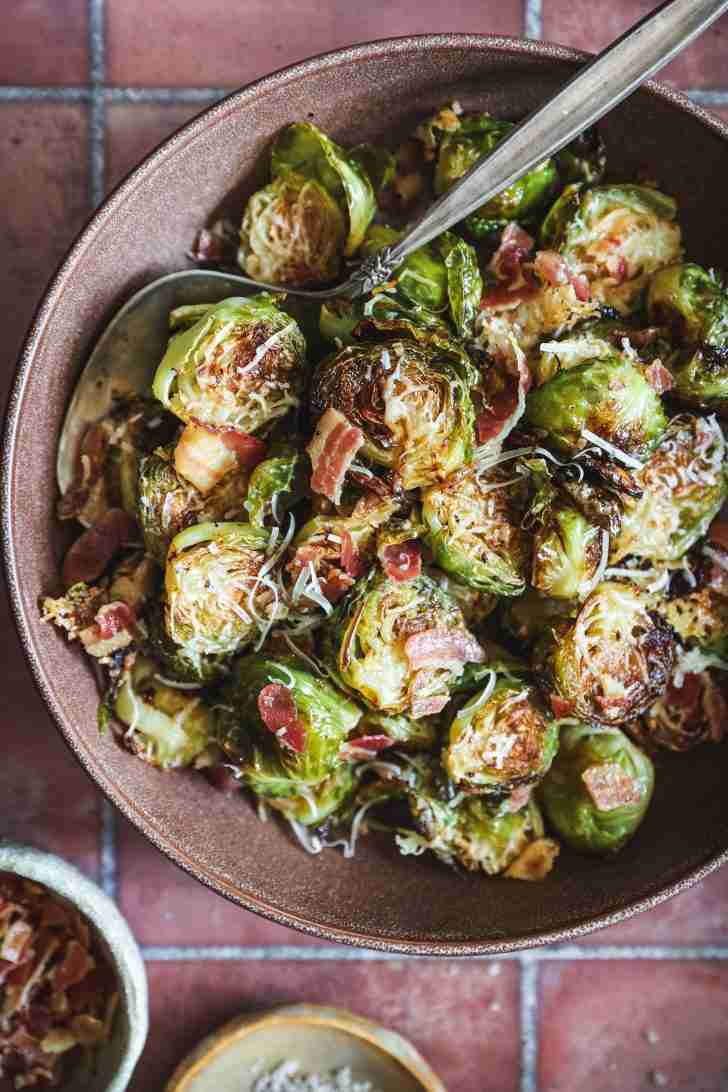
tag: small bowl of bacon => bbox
[0,843,148,1092]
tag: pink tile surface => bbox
[0,0,88,85]
[539,961,728,1092]
[130,958,519,1091]
[106,0,524,87]
[117,819,325,947]
[106,102,205,192]
[543,1,728,88]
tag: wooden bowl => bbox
[4,35,728,954]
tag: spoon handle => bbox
[364,0,728,286]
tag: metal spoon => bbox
[57,0,728,491]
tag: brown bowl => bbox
[4,35,728,955]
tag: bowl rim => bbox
[0,843,148,1091]
[4,32,728,956]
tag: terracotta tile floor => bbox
[2,2,728,1089]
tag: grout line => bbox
[88,0,106,207]
[687,89,728,107]
[139,943,728,962]
[0,86,90,101]
[524,0,544,40]
[99,798,118,900]
[104,87,228,104]
[519,956,539,1092]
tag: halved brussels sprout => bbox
[114,657,212,769]
[422,465,530,596]
[164,522,281,669]
[152,296,306,437]
[532,503,606,602]
[321,570,483,717]
[361,226,448,312]
[270,122,376,257]
[611,414,727,564]
[432,110,558,236]
[539,721,654,853]
[541,184,682,313]
[310,336,476,490]
[146,600,231,685]
[137,445,249,563]
[647,264,728,415]
[399,760,555,876]
[444,678,558,798]
[629,666,726,752]
[525,355,668,460]
[663,586,728,659]
[240,175,346,286]
[255,765,357,827]
[538,581,675,725]
[244,442,305,528]
[216,654,362,789]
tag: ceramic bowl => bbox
[164,1004,445,1092]
[0,843,148,1091]
[4,35,728,955]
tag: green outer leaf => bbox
[272,122,375,255]
[244,444,305,527]
[362,226,448,312]
[349,143,396,196]
[438,232,483,339]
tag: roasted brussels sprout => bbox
[647,263,728,414]
[540,721,654,853]
[240,175,347,286]
[662,585,728,659]
[321,570,484,717]
[164,522,282,669]
[244,442,305,527]
[146,600,231,685]
[310,336,476,490]
[611,414,727,564]
[541,184,682,313]
[153,296,305,436]
[532,502,607,602]
[444,678,558,798]
[362,225,448,312]
[137,445,249,563]
[431,110,558,236]
[525,355,668,460]
[538,581,675,725]
[216,654,362,790]
[114,657,212,769]
[629,666,726,752]
[398,759,557,876]
[422,465,530,595]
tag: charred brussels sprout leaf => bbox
[541,184,682,314]
[114,657,212,769]
[310,336,476,490]
[444,678,558,798]
[240,175,346,286]
[539,581,675,725]
[540,721,654,853]
[244,443,305,527]
[216,654,362,789]
[528,468,607,602]
[271,122,376,256]
[433,111,558,236]
[422,465,530,596]
[152,296,306,436]
[611,414,727,564]
[647,264,728,415]
[137,445,249,563]
[164,521,280,670]
[663,587,728,659]
[525,355,668,459]
[554,127,607,186]
[437,231,483,339]
[321,570,483,717]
